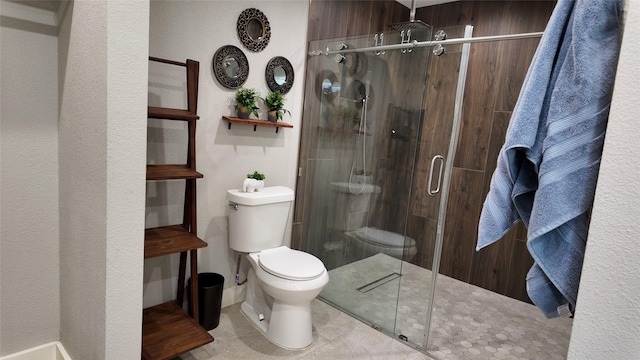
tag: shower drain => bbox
[356,272,402,293]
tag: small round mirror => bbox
[322,78,340,95]
[237,8,271,52]
[213,45,249,89]
[315,70,339,101]
[223,57,240,78]
[273,66,286,85]
[265,56,294,94]
[322,79,332,94]
[246,18,264,41]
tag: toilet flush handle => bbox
[229,202,239,210]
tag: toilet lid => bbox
[259,247,325,281]
[350,227,416,249]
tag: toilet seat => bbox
[350,227,416,249]
[259,246,325,281]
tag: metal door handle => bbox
[427,155,444,196]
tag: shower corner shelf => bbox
[222,116,293,133]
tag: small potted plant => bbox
[263,91,290,123]
[244,171,265,192]
[235,88,260,119]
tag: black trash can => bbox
[188,273,224,331]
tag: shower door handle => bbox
[427,155,444,196]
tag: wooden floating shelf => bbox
[222,116,293,133]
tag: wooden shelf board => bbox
[147,165,203,180]
[145,225,208,259]
[223,116,293,133]
[148,106,199,121]
[142,301,214,360]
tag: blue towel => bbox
[477,0,622,318]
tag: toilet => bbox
[345,226,418,261]
[227,186,328,349]
[328,182,418,262]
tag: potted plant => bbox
[235,88,260,119]
[246,171,265,180]
[244,171,265,192]
[263,91,291,123]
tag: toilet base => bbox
[240,300,314,349]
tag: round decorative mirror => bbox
[237,8,271,52]
[213,45,249,89]
[346,79,374,109]
[315,70,339,101]
[265,56,294,94]
[344,52,367,78]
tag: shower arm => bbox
[410,0,416,23]
[308,32,543,56]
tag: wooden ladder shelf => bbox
[142,57,213,360]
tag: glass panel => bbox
[303,30,432,336]
[406,25,471,350]
[299,24,471,352]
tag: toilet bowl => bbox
[346,226,417,261]
[227,186,329,349]
[242,247,328,349]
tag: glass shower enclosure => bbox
[297,25,471,350]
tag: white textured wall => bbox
[567,1,640,358]
[58,1,147,359]
[0,1,60,355]
[146,0,309,308]
[58,3,108,357]
[104,1,149,358]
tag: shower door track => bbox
[308,31,543,56]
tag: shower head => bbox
[389,19,432,32]
[389,0,432,33]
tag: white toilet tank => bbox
[227,186,294,253]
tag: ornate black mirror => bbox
[237,8,271,52]
[265,56,294,94]
[213,45,249,89]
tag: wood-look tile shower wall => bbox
[297,0,555,303]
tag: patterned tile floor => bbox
[321,253,574,360]
[177,298,432,359]
[179,253,572,360]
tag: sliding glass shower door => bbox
[298,25,471,350]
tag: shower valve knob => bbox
[434,30,448,41]
[432,44,445,56]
